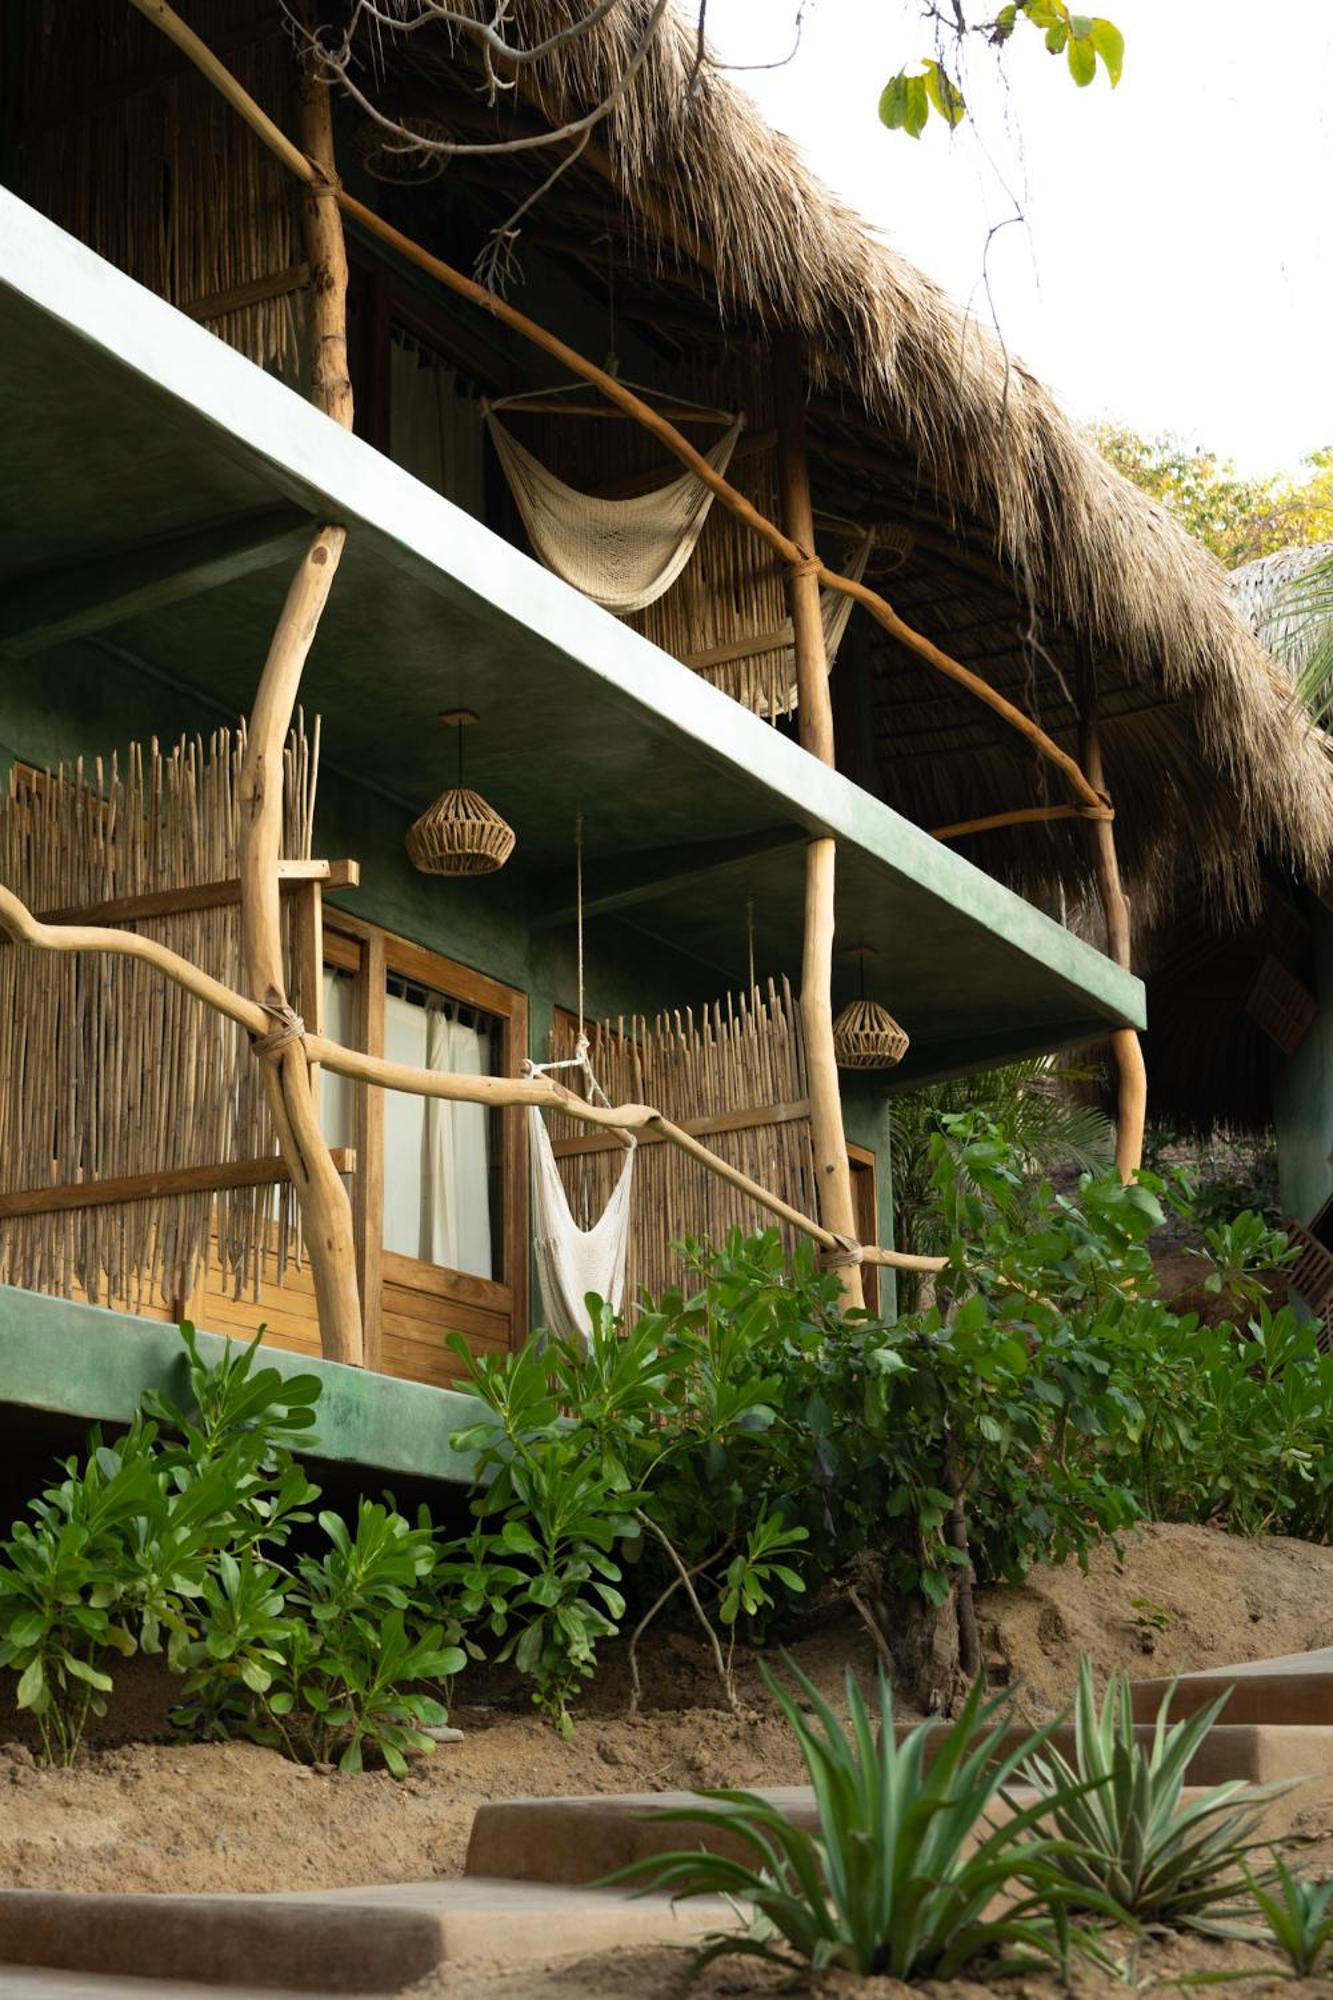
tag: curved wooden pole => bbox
[931,802,1112,842]
[1078,706,1146,1183]
[0,884,945,1278]
[775,332,863,1309]
[240,528,363,1366]
[124,0,1103,815]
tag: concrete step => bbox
[902,1718,1333,1786]
[0,1879,740,1995]
[1130,1648,1333,1727]
[468,1751,1333,1892]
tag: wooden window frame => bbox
[324,914,529,1369]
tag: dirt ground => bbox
[1,1523,1332,1996]
[0,1521,1330,1905]
[422,1936,1331,2000]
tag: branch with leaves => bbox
[881,1,1124,139]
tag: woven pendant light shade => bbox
[406,787,515,875]
[407,709,515,876]
[833,997,909,1071]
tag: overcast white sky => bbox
[703,0,1333,477]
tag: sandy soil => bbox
[424,1937,1330,2000]
[0,1521,1331,1908]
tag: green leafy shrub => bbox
[1194,1210,1297,1311]
[0,1327,466,1775]
[615,1662,1102,1980]
[0,1328,319,1765]
[1021,1661,1283,1930]
[446,1112,1333,1726]
[175,1497,464,1774]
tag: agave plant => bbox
[1020,1660,1287,1930]
[612,1661,1106,1980]
[1243,1858,1333,1977]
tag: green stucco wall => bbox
[1273,904,1333,1223]
[0,1288,482,1486]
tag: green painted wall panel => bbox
[0,1288,482,1486]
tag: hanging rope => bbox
[522,809,635,1342]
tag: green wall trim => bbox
[0,1287,481,1487]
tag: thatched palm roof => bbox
[8,0,1330,927]
[362,0,1333,925]
[1230,542,1333,677]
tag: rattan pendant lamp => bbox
[833,945,909,1071]
[406,709,516,877]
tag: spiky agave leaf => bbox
[607,1660,1111,1980]
[1020,1661,1291,1930]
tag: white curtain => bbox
[383,989,493,1278]
[420,1002,493,1275]
[320,967,357,1154]
[389,330,485,520]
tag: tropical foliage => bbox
[0,1116,1322,1757]
[1093,427,1333,568]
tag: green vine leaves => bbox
[880,4,1124,140]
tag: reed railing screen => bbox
[547,980,817,1304]
[0,726,317,1313]
[7,0,305,378]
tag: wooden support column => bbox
[240,528,363,1366]
[774,333,863,1308]
[1078,673,1147,1183]
[294,28,353,428]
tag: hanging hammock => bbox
[485,407,744,615]
[527,1104,634,1345]
[524,1028,635,1346]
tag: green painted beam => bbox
[0,1287,481,1487]
[532,826,805,929]
[0,506,313,658]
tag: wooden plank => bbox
[37,861,359,929]
[184,262,310,323]
[683,624,793,671]
[551,1098,811,1161]
[381,1252,512,1312]
[506,988,530,1344]
[0,1149,355,1219]
[294,881,325,1100]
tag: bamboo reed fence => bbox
[547,980,819,1301]
[0,724,316,1312]
[12,1,305,377]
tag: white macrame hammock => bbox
[485,408,744,615]
[524,1036,635,1346]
